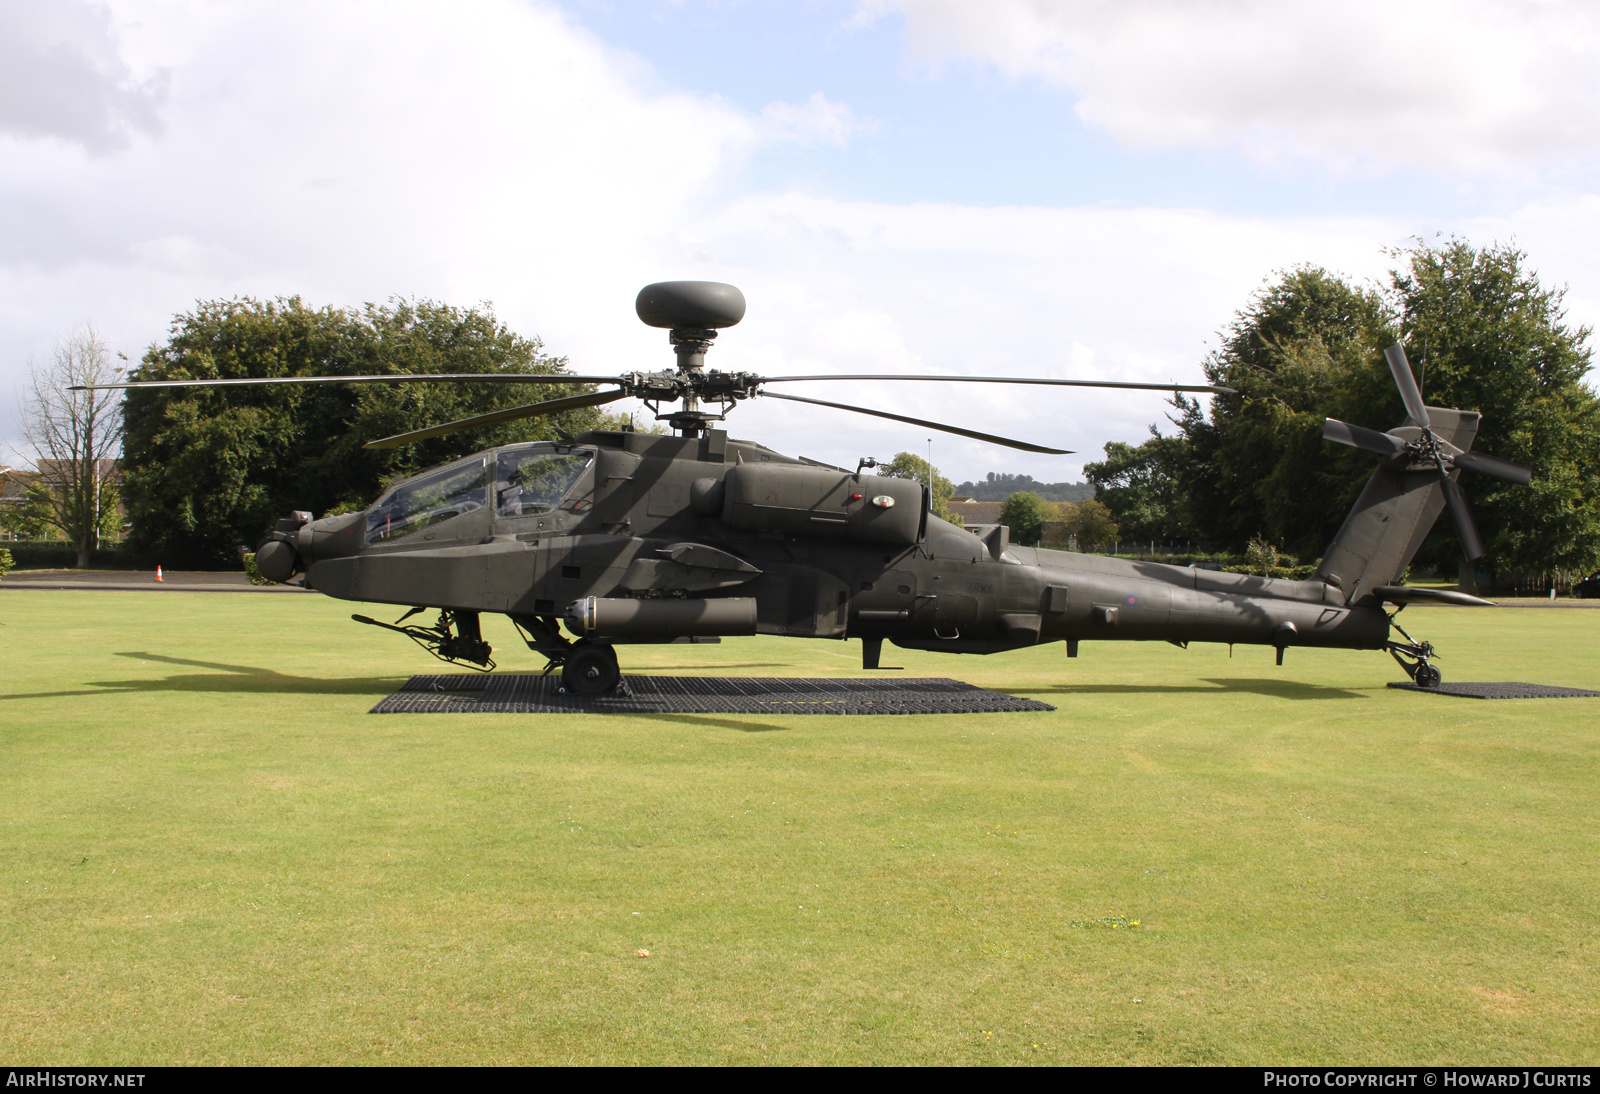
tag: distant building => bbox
[953,500,1004,525]
[35,458,122,487]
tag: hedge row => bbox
[0,540,242,572]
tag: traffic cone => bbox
[155,565,163,582]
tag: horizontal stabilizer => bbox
[1372,585,1495,607]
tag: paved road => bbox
[1,569,315,593]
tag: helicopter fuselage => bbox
[285,428,1390,666]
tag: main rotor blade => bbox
[1453,450,1534,486]
[760,391,1071,454]
[1323,417,1406,456]
[72,373,624,391]
[362,389,630,450]
[762,374,1234,394]
[1383,345,1431,428]
[1439,473,1485,561]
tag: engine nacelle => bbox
[709,465,925,545]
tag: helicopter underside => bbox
[302,524,1393,662]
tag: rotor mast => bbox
[666,326,718,435]
[636,281,748,438]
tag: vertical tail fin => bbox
[1315,408,1480,605]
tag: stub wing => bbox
[1371,585,1495,607]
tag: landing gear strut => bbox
[1385,610,1441,688]
[511,616,627,696]
[352,608,495,670]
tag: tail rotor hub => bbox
[1321,343,1534,562]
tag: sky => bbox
[3,0,1598,485]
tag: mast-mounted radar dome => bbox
[636,281,746,330]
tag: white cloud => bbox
[683,192,1409,479]
[3,0,1594,484]
[760,91,872,148]
[0,0,167,152]
[875,0,1600,177]
[0,0,755,437]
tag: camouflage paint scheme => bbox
[287,416,1479,671]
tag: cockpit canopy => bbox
[495,444,594,518]
[365,443,595,544]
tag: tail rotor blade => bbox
[1439,474,1485,560]
[1384,345,1431,429]
[1453,450,1533,486]
[1324,417,1405,456]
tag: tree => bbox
[1178,265,1396,558]
[1055,497,1118,551]
[952,472,1093,503]
[1083,427,1196,545]
[1244,534,1282,576]
[122,297,628,567]
[19,328,125,567]
[6,478,61,540]
[14,478,123,543]
[997,491,1049,545]
[879,452,963,526]
[1389,240,1600,580]
[1168,242,1600,582]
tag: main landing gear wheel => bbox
[562,642,620,696]
[1414,663,1442,689]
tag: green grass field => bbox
[2,591,1597,1065]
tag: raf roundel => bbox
[1125,595,1139,607]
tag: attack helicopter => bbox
[88,281,1531,695]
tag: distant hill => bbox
[952,473,1095,504]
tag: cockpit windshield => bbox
[495,445,593,517]
[366,457,487,544]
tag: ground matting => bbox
[371,674,1056,715]
[1387,681,1600,699]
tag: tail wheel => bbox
[1415,663,1442,689]
[562,642,620,696]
